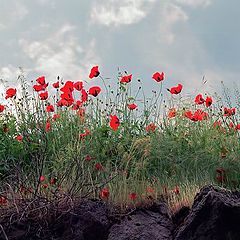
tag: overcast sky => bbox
[0,0,239,98]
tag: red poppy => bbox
[146,186,155,194]
[229,122,234,129]
[42,183,48,189]
[36,76,46,85]
[39,175,45,182]
[168,108,176,118]
[194,94,205,105]
[50,178,57,185]
[213,120,222,128]
[127,103,137,110]
[33,84,46,92]
[89,86,101,97]
[85,155,95,161]
[77,108,85,119]
[120,74,132,84]
[152,72,164,82]
[110,115,120,131]
[235,124,240,130]
[3,124,9,133]
[194,110,207,121]
[190,114,199,122]
[60,92,74,105]
[60,91,73,102]
[205,96,213,107]
[79,129,91,140]
[224,107,236,117]
[57,99,70,107]
[60,81,74,93]
[15,135,23,142]
[78,112,85,123]
[74,81,83,91]
[185,109,207,122]
[39,91,48,100]
[173,186,180,195]
[89,66,100,79]
[81,89,88,103]
[194,109,208,121]
[0,196,7,206]
[0,104,4,113]
[129,192,137,201]
[216,175,225,183]
[53,113,60,121]
[146,123,157,132]
[184,111,193,120]
[52,81,60,88]
[167,84,183,95]
[216,168,226,183]
[72,100,82,110]
[100,188,109,200]
[19,185,26,194]
[46,105,54,112]
[45,121,51,132]
[95,163,104,171]
[5,88,17,99]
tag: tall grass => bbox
[0,69,239,211]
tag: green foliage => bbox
[0,72,239,207]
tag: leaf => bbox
[128,96,135,101]
[116,109,124,113]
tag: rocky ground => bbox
[0,185,239,240]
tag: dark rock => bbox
[52,199,110,240]
[172,206,190,228]
[0,199,110,240]
[1,186,240,240]
[108,202,173,240]
[175,185,240,240]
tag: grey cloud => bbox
[0,0,239,101]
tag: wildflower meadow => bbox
[0,66,239,211]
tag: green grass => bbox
[0,70,239,211]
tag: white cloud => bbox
[158,0,213,44]
[91,0,156,26]
[80,39,100,76]
[160,3,188,44]
[0,65,21,83]
[148,2,219,92]
[1,24,101,100]
[19,24,100,81]
[175,0,212,8]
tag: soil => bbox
[0,185,239,240]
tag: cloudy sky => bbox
[0,0,239,98]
